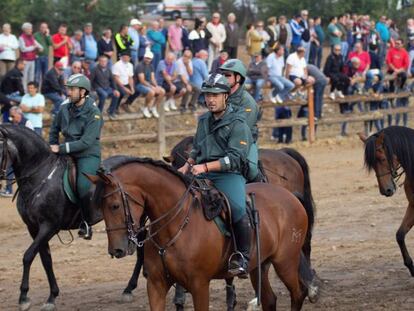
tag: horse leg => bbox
[189,280,210,311]
[249,262,276,311]
[396,204,414,276]
[38,243,59,311]
[147,277,170,311]
[122,245,144,302]
[225,278,236,311]
[272,257,306,311]
[19,223,56,311]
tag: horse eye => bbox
[112,204,120,211]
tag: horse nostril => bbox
[385,188,393,196]
[114,248,125,258]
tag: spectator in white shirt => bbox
[0,23,19,80]
[206,12,226,70]
[286,46,315,94]
[20,81,45,136]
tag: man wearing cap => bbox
[81,23,98,70]
[219,59,261,182]
[128,19,142,66]
[90,55,120,112]
[49,73,103,240]
[42,61,66,115]
[178,73,252,278]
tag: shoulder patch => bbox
[245,108,252,112]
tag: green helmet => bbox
[201,73,231,94]
[219,59,247,80]
[66,74,91,93]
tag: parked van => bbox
[156,0,210,19]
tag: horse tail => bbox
[298,251,319,303]
[281,148,315,262]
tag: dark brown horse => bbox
[88,156,318,310]
[164,136,316,264]
[360,126,414,276]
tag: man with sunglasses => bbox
[178,73,252,278]
[219,59,261,182]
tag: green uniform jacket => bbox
[189,105,252,174]
[227,85,260,141]
[49,96,103,158]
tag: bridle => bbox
[374,145,404,183]
[101,172,195,249]
[0,137,9,180]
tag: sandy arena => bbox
[1,137,414,310]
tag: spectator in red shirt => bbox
[52,24,73,64]
[386,38,409,91]
[348,41,370,75]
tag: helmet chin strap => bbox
[70,91,87,106]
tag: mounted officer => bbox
[219,59,261,181]
[178,73,252,277]
[49,73,103,240]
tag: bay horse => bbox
[360,126,414,276]
[89,156,318,310]
[0,125,143,311]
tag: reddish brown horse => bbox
[88,156,317,310]
[360,126,414,276]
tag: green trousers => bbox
[247,142,259,182]
[202,172,247,223]
[76,155,101,198]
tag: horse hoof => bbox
[40,303,56,311]
[19,299,31,311]
[121,293,134,303]
[308,284,319,303]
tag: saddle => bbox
[63,158,78,204]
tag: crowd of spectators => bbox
[0,11,413,147]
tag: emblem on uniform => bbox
[240,141,247,145]
[94,115,101,120]
[245,108,252,112]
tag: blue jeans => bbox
[341,41,349,62]
[96,86,118,111]
[268,76,294,100]
[378,41,388,68]
[34,127,42,137]
[130,49,139,67]
[309,43,322,67]
[273,106,292,143]
[395,97,409,126]
[297,105,308,140]
[245,77,265,101]
[35,56,49,84]
[5,165,13,194]
[314,81,326,118]
[152,52,162,73]
[44,92,64,115]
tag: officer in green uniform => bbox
[219,59,261,181]
[178,73,252,277]
[49,73,103,239]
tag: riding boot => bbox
[229,214,251,278]
[78,195,93,240]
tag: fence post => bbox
[158,106,166,159]
[307,86,315,143]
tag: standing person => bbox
[189,18,209,55]
[138,25,150,62]
[275,16,292,57]
[181,19,191,51]
[246,24,262,59]
[224,12,240,59]
[168,17,184,58]
[90,55,120,112]
[20,81,45,136]
[312,17,324,68]
[70,30,84,64]
[34,22,52,84]
[147,21,166,72]
[41,61,66,115]
[0,23,19,80]
[128,18,142,66]
[134,50,165,118]
[115,24,134,60]
[158,18,169,59]
[376,15,390,67]
[178,73,252,278]
[49,73,103,239]
[265,16,278,53]
[52,24,72,65]
[289,14,304,52]
[189,49,209,109]
[337,14,349,61]
[307,64,328,120]
[299,10,311,61]
[109,51,135,119]
[327,16,342,50]
[81,23,98,69]
[19,22,43,92]
[97,28,114,66]
[256,21,270,57]
[206,12,226,70]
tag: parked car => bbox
[156,0,210,19]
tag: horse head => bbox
[360,131,398,197]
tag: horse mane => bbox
[365,126,414,180]
[0,123,51,150]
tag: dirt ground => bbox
[1,136,414,311]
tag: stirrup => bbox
[228,251,248,278]
[78,221,93,240]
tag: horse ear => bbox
[163,155,173,163]
[83,173,100,184]
[357,132,367,143]
[377,131,385,146]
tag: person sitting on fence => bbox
[133,50,165,118]
[0,58,25,109]
[189,49,209,110]
[64,60,82,81]
[41,61,66,116]
[286,46,315,141]
[90,55,120,112]
[245,52,268,102]
[176,49,194,113]
[365,43,383,95]
[347,41,371,90]
[210,49,229,74]
[323,44,349,100]
[155,52,186,112]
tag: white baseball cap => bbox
[144,50,154,59]
[130,18,142,26]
